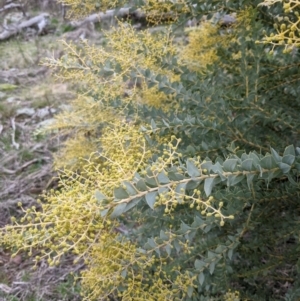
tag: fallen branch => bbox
[69,8,145,28]
[0,3,26,15]
[69,7,235,28]
[0,66,48,84]
[0,13,49,41]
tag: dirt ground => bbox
[0,19,85,301]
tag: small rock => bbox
[9,254,22,265]
[16,107,35,117]
[37,107,56,118]
[6,96,20,103]
[0,91,6,100]
[36,118,56,128]
[58,104,72,111]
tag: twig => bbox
[10,117,20,149]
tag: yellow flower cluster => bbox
[142,0,190,24]
[57,0,127,17]
[1,120,152,262]
[45,23,176,105]
[259,0,300,52]
[43,23,179,168]
[3,183,107,266]
[224,290,241,301]
[180,22,230,73]
[81,236,197,300]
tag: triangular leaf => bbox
[204,178,216,196]
[270,147,282,163]
[246,173,255,189]
[179,221,191,234]
[212,162,224,173]
[278,162,291,173]
[160,230,169,240]
[147,237,157,248]
[95,190,107,202]
[187,159,201,177]
[195,259,206,270]
[241,159,253,171]
[209,262,216,275]
[100,208,109,217]
[284,145,295,156]
[175,183,187,203]
[110,203,127,218]
[124,197,141,213]
[123,181,137,196]
[287,174,297,185]
[207,251,217,259]
[136,179,148,191]
[227,175,244,187]
[198,272,205,285]
[114,187,129,199]
[145,191,158,209]
[187,286,193,298]
[249,152,260,165]
[260,156,277,169]
[165,244,172,256]
[157,172,170,184]
[151,119,157,130]
[282,155,295,165]
[223,159,238,172]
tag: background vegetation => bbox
[1,0,300,300]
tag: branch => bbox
[0,13,49,41]
[69,8,145,28]
[0,3,26,15]
[69,7,236,29]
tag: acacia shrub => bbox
[2,0,300,300]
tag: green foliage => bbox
[1,1,300,301]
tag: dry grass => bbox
[0,30,81,301]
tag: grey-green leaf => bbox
[278,162,291,173]
[157,172,170,184]
[100,208,109,217]
[175,183,187,203]
[198,272,205,285]
[195,259,206,270]
[227,175,244,186]
[145,191,158,209]
[260,156,276,169]
[123,181,137,196]
[147,237,157,248]
[246,173,255,189]
[283,145,295,156]
[136,179,148,191]
[241,159,253,171]
[271,147,282,163]
[204,178,216,196]
[223,159,238,172]
[282,155,295,165]
[209,262,216,275]
[187,159,201,177]
[151,119,157,130]
[124,197,141,213]
[114,187,129,199]
[187,286,193,298]
[165,244,172,256]
[95,190,107,202]
[160,230,169,240]
[110,203,127,218]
